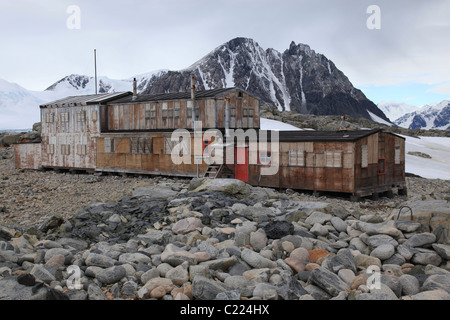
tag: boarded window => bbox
[46,144,55,154]
[361,144,368,168]
[60,112,69,123]
[395,141,401,165]
[378,158,386,175]
[259,151,272,165]
[324,151,342,168]
[164,137,175,155]
[61,144,70,155]
[104,138,115,153]
[76,111,86,122]
[289,150,305,166]
[131,137,153,154]
[45,113,55,123]
[76,144,87,155]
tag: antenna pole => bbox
[94,49,98,94]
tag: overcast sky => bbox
[1,0,449,106]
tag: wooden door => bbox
[235,147,249,182]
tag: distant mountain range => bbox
[0,37,404,129]
[378,100,450,131]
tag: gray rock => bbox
[330,217,348,233]
[399,274,420,296]
[160,243,197,266]
[363,234,398,249]
[199,256,238,271]
[329,249,357,274]
[404,232,436,248]
[253,282,278,300]
[310,223,329,237]
[172,217,203,235]
[121,280,138,298]
[137,230,171,246]
[395,220,421,233]
[88,283,107,300]
[192,275,228,300]
[0,279,47,300]
[408,290,450,300]
[140,267,160,285]
[96,266,126,285]
[355,220,401,237]
[422,274,450,294]
[215,289,241,300]
[396,244,418,260]
[432,243,450,260]
[305,211,332,226]
[241,248,276,269]
[250,231,268,251]
[85,253,115,268]
[30,264,56,284]
[311,267,350,297]
[370,244,395,260]
[118,252,152,265]
[44,248,73,265]
[263,220,293,238]
[224,275,256,297]
[412,251,442,266]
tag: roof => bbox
[109,87,247,104]
[261,129,386,142]
[40,92,132,108]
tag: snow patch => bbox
[368,111,393,126]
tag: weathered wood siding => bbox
[105,91,259,131]
[96,133,209,177]
[40,105,100,169]
[14,143,42,170]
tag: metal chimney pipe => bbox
[225,97,230,138]
[132,78,137,100]
[191,76,196,129]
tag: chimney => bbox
[191,76,196,129]
[132,78,137,100]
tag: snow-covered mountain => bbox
[394,100,450,131]
[2,37,392,129]
[377,101,419,122]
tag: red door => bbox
[235,147,249,182]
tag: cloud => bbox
[427,83,450,95]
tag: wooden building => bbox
[240,129,407,199]
[14,80,406,199]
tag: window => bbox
[289,150,305,166]
[61,144,70,155]
[76,111,86,122]
[46,144,55,155]
[131,137,153,154]
[164,137,175,155]
[259,151,272,165]
[77,144,87,155]
[361,144,368,168]
[60,112,69,123]
[378,158,386,175]
[203,138,211,156]
[395,141,401,165]
[325,151,342,168]
[45,113,55,123]
[104,138,115,153]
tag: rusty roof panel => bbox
[40,92,132,108]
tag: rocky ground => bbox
[0,146,450,301]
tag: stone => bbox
[363,234,398,249]
[150,285,167,299]
[88,283,107,300]
[243,268,271,282]
[161,244,197,266]
[165,262,190,286]
[96,266,126,285]
[144,277,175,294]
[354,254,381,270]
[338,269,355,286]
[355,220,401,237]
[250,231,268,251]
[399,274,420,296]
[215,290,241,300]
[118,252,152,265]
[310,223,328,237]
[330,217,348,233]
[172,217,203,235]
[192,275,228,300]
[45,254,66,268]
[422,274,450,294]
[397,244,417,260]
[30,264,56,284]
[284,247,309,272]
[408,289,450,300]
[404,233,436,248]
[305,211,332,226]
[189,178,250,195]
[263,221,294,239]
[121,281,138,298]
[224,276,256,297]
[395,220,421,233]
[370,244,395,260]
[308,249,332,263]
[311,267,350,297]
[17,273,36,286]
[432,243,450,260]
[44,248,73,265]
[329,249,357,274]
[411,251,442,266]
[253,283,278,300]
[241,248,276,269]
[85,253,115,268]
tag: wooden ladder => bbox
[203,164,234,179]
